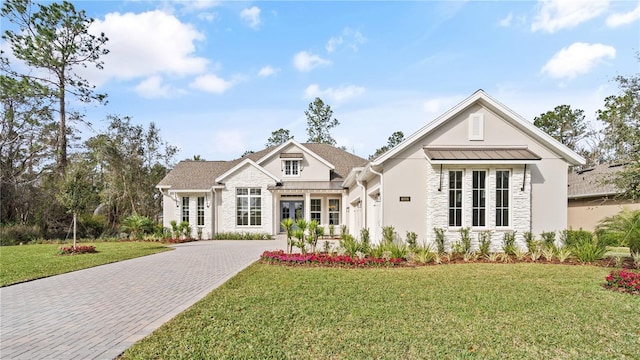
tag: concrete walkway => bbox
[0,239,286,360]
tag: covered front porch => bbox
[268,181,348,235]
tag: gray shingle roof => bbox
[568,163,622,199]
[157,143,367,190]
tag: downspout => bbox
[212,188,218,235]
[355,172,367,229]
[369,167,383,232]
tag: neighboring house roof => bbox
[371,89,586,167]
[157,142,367,190]
[568,163,624,199]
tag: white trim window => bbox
[311,199,321,223]
[496,170,510,227]
[182,197,190,223]
[472,170,487,227]
[283,160,300,176]
[236,188,262,226]
[197,196,205,226]
[448,171,463,227]
[328,199,340,225]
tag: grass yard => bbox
[606,246,632,257]
[0,242,170,287]
[122,263,640,360]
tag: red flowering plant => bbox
[260,250,404,268]
[58,245,97,255]
[604,269,640,295]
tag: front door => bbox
[280,201,304,232]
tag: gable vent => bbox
[469,113,484,141]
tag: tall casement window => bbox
[197,197,205,226]
[310,199,321,222]
[284,160,300,176]
[448,171,463,227]
[182,197,190,223]
[496,170,510,227]
[328,199,340,225]
[472,171,486,227]
[236,188,262,226]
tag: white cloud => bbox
[541,42,616,80]
[190,74,234,93]
[292,51,332,72]
[531,0,610,33]
[87,10,208,86]
[240,6,261,28]
[325,28,367,53]
[258,65,279,77]
[198,12,218,22]
[134,75,175,98]
[325,36,343,53]
[606,3,640,27]
[498,13,513,27]
[304,84,365,103]
[179,0,220,11]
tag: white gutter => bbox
[369,166,383,234]
[355,172,367,230]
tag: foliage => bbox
[359,227,370,249]
[0,241,169,286]
[381,225,395,244]
[2,0,109,174]
[605,269,640,294]
[570,235,608,263]
[307,220,321,253]
[478,230,491,256]
[122,263,640,359]
[556,247,572,263]
[459,227,472,254]
[560,229,593,248]
[58,245,96,255]
[280,218,294,253]
[502,231,516,255]
[524,231,536,253]
[328,224,335,238]
[265,128,293,147]
[540,231,556,249]
[534,105,588,152]
[597,59,640,200]
[433,227,446,254]
[338,233,360,257]
[211,232,273,240]
[597,209,640,255]
[120,214,156,240]
[405,231,418,249]
[369,131,404,160]
[0,224,41,245]
[260,250,403,267]
[305,97,340,145]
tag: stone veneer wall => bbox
[425,164,531,252]
[220,165,274,234]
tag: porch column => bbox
[305,192,311,221]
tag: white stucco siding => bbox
[531,159,569,236]
[260,143,331,181]
[161,192,214,239]
[220,164,275,234]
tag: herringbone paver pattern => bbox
[0,239,285,360]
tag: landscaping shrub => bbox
[58,245,97,255]
[560,229,593,248]
[502,231,516,255]
[524,231,536,253]
[458,227,471,254]
[597,209,640,255]
[540,231,556,249]
[0,224,41,245]
[405,231,418,249]
[570,235,607,263]
[212,232,273,240]
[382,225,395,244]
[433,227,446,254]
[605,269,640,294]
[478,230,491,256]
[79,214,107,239]
[120,214,156,240]
[260,250,403,267]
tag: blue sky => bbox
[4,0,639,161]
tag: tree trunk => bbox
[58,83,67,175]
[73,211,77,249]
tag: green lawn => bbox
[606,246,632,257]
[122,263,639,360]
[0,242,170,286]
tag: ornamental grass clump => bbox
[605,269,640,294]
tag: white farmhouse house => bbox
[157,90,585,247]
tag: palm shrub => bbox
[170,220,180,239]
[281,218,294,253]
[307,220,322,253]
[597,209,640,256]
[433,227,446,254]
[502,231,516,255]
[294,219,308,253]
[120,214,156,240]
[179,221,192,239]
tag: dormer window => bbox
[284,160,300,176]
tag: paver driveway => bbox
[0,239,285,360]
